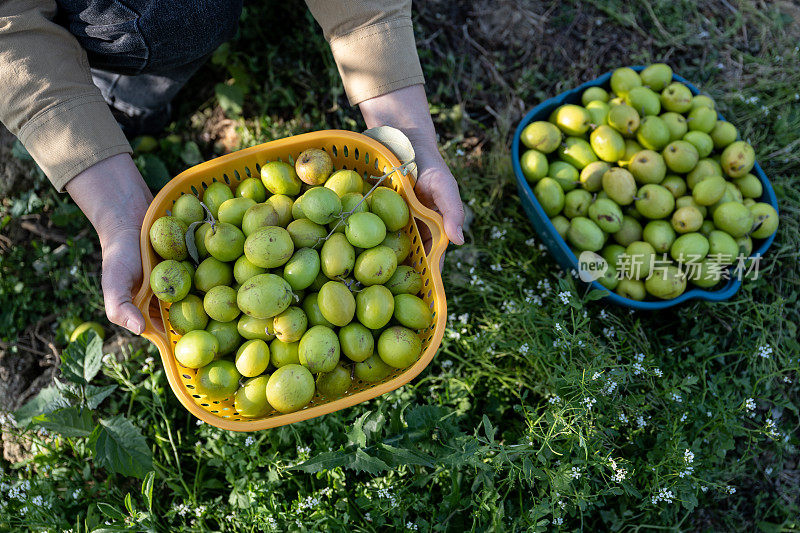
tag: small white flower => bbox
[757,344,773,359]
[591,371,601,380]
[525,237,536,246]
[558,291,571,305]
[548,395,561,404]
[765,466,773,475]
[632,363,645,375]
[670,392,682,403]
[570,466,582,479]
[406,522,418,530]
[653,368,663,377]
[619,413,628,424]
[745,398,756,411]
[555,323,563,333]
[520,343,529,355]
[490,263,502,272]
[244,436,255,446]
[554,517,564,525]
[636,415,647,428]
[635,353,645,363]
[680,412,687,422]
[582,397,596,410]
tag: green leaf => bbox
[350,448,390,475]
[136,154,171,190]
[33,406,94,438]
[61,331,103,385]
[215,83,244,116]
[85,384,117,410]
[184,220,204,264]
[483,415,496,443]
[292,450,351,473]
[142,471,155,512]
[379,443,434,468]
[347,412,370,447]
[90,415,153,479]
[180,141,203,166]
[13,385,71,427]
[96,502,126,521]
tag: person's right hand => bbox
[65,153,153,334]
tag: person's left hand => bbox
[412,154,465,246]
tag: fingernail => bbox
[126,318,143,335]
[456,226,464,243]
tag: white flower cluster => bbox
[602,381,618,396]
[141,356,155,372]
[678,449,695,478]
[636,415,648,428]
[619,413,628,424]
[609,459,628,483]
[554,323,563,333]
[757,344,773,359]
[591,371,601,380]
[603,326,616,339]
[490,263,502,272]
[725,485,736,494]
[680,413,688,422]
[745,398,756,413]
[632,363,645,375]
[651,487,675,505]
[558,291,571,305]
[525,237,536,246]
[297,446,311,456]
[670,392,682,403]
[599,309,608,320]
[298,495,320,510]
[548,395,561,405]
[490,226,507,240]
[406,522,419,530]
[765,418,782,439]
[6,479,31,500]
[553,517,564,525]
[377,487,397,506]
[520,343,529,355]
[582,397,596,410]
[195,505,206,517]
[653,368,663,378]
[570,467,582,479]
[174,503,191,517]
[441,360,453,369]
[635,353,645,363]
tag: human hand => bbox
[359,84,465,246]
[65,154,153,334]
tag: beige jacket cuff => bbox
[18,93,132,192]
[329,16,425,105]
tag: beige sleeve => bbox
[305,0,425,105]
[0,0,131,192]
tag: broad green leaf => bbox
[13,385,71,427]
[180,141,203,166]
[142,471,155,512]
[483,415,496,443]
[215,83,244,116]
[379,443,434,468]
[61,331,103,385]
[33,406,94,438]
[85,384,117,410]
[347,412,370,447]
[136,154,171,190]
[96,502,126,521]
[292,450,351,473]
[90,415,153,479]
[123,492,134,514]
[350,448,390,475]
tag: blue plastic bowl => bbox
[512,66,779,310]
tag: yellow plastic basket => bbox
[133,130,448,431]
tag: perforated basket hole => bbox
[201,181,209,190]
[234,169,241,182]
[364,153,370,164]
[343,145,349,158]
[331,145,338,157]
[353,148,359,160]
[244,166,252,178]
[191,185,199,197]
[255,163,262,173]
[223,173,231,185]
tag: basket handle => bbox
[132,282,172,355]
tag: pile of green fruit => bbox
[519,64,779,300]
[147,147,432,416]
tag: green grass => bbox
[1,0,799,531]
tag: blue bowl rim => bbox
[511,65,779,310]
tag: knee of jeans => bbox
[144,0,243,71]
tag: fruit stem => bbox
[314,159,416,246]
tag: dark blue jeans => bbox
[56,0,243,126]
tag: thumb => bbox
[101,252,146,336]
[432,178,466,245]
